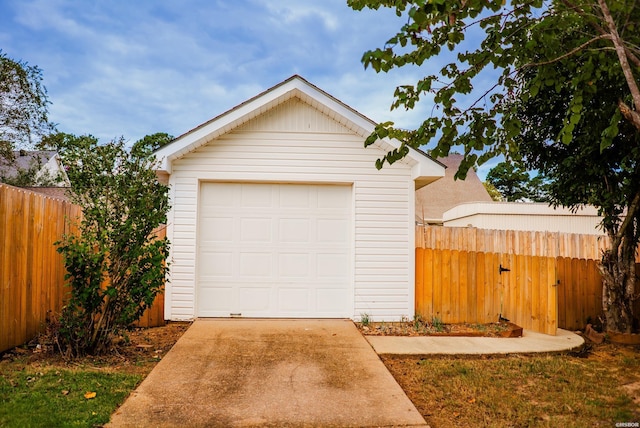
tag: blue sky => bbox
[0,0,498,178]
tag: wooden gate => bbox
[416,248,558,335]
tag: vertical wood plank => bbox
[424,248,434,318]
[450,250,460,323]
[530,256,541,332]
[546,257,558,335]
[474,252,489,323]
[415,225,640,334]
[459,251,468,323]
[556,257,567,329]
[580,258,589,328]
[512,254,526,330]
[433,248,443,321]
[505,253,516,324]
[523,254,532,330]
[441,250,452,322]
[0,186,11,352]
[467,251,477,323]
[415,248,424,317]
[485,251,497,322]
[585,258,598,326]
[538,257,550,334]
[15,190,28,348]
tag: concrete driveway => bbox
[108,319,427,428]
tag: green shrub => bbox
[53,134,170,356]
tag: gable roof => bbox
[0,150,70,187]
[1,150,57,175]
[416,154,493,224]
[154,75,444,187]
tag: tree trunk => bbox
[600,229,636,333]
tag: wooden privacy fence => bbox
[416,248,558,335]
[415,226,640,335]
[134,226,167,329]
[0,184,81,353]
[1,184,165,354]
[556,258,640,331]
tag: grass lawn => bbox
[383,343,640,427]
[0,322,189,428]
[0,365,141,427]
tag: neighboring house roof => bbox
[154,75,445,188]
[0,150,70,187]
[23,186,72,202]
[415,154,493,225]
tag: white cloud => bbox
[260,1,340,31]
[14,0,89,37]
[0,0,491,150]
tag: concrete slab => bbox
[366,328,584,355]
[108,319,428,428]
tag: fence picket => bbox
[415,248,425,317]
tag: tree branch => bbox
[612,191,640,257]
[523,34,611,68]
[618,99,640,129]
[561,0,640,67]
[598,0,640,132]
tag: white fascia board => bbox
[154,76,376,174]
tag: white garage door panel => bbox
[197,183,352,318]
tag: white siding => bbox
[443,202,605,235]
[165,98,416,321]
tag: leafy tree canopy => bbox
[485,162,549,202]
[349,0,640,332]
[482,180,504,202]
[348,0,639,173]
[0,51,53,161]
[132,132,173,155]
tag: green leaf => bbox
[570,113,581,125]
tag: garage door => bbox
[197,183,352,317]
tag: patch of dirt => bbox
[357,321,516,337]
[622,380,640,406]
[0,322,191,375]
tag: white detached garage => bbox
[154,75,444,321]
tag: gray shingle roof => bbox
[0,150,57,177]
